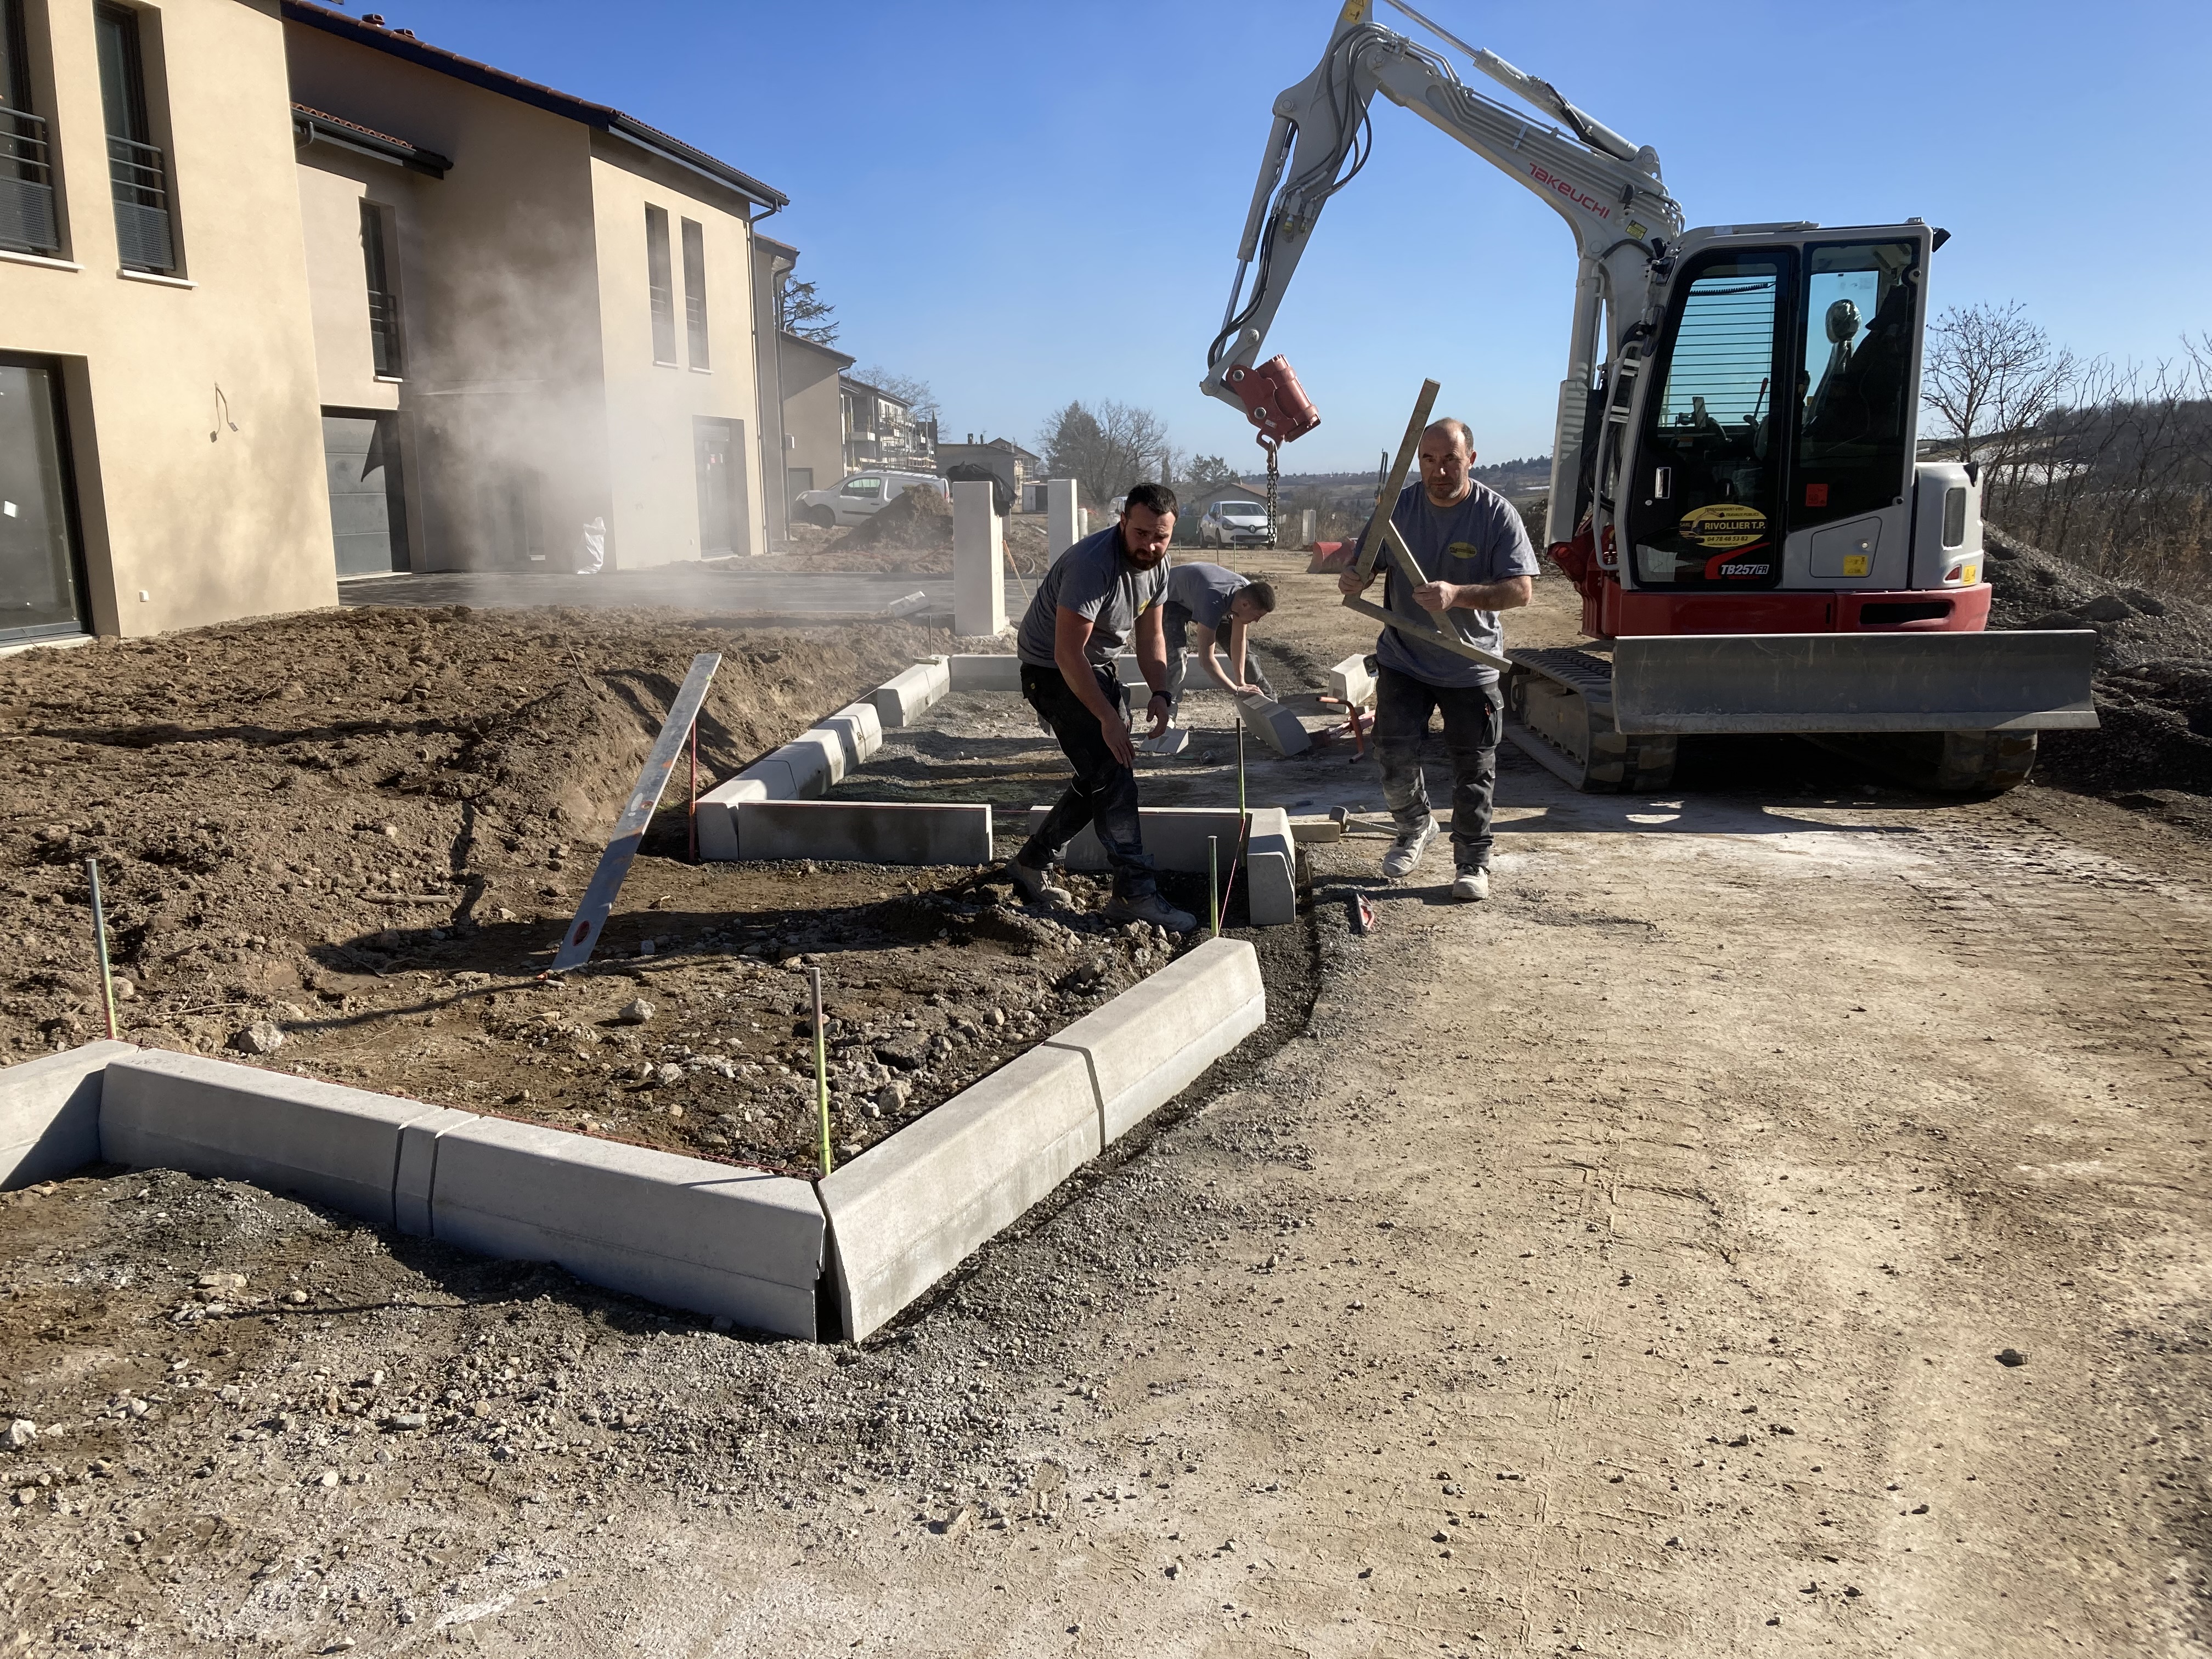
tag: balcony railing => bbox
[107,133,175,272]
[368,287,403,376]
[0,109,61,256]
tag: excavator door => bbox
[1617,224,1930,596]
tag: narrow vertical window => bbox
[680,217,708,369]
[96,3,174,272]
[645,204,676,364]
[361,201,402,376]
[0,0,61,255]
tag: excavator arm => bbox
[1201,0,1685,545]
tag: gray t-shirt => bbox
[1366,481,1539,687]
[1164,562,1248,632]
[1016,522,1169,669]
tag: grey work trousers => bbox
[1372,665,1504,871]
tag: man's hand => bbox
[1413,579,1458,612]
[1145,693,1171,738]
[1099,709,1136,766]
[1338,569,1375,597]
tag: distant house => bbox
[777,330,855,514]
[842,376,935,476]
[937,435,1041,507]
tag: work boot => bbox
[1103,890,1196,935]
[1005,855,1071,909]
[1451,866,1491,902]
[1380,816,1436,880]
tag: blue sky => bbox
[404,0,2209,476]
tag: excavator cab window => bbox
[1627,253,1787,588]
[1792,239,1921,533]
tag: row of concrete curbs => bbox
[0,939,1265,1343]
[694,655,1305,923]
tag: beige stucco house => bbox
[1,0,333,643]
[281,0,788,574]
[0,0,795,650]
[777,329,852,514]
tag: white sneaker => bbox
[1380,817,1436,879]
[1451,866,1491,902]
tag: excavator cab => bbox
[1618,228,1925,602]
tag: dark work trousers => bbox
[1019,660,1158,899]
[1372,664,1504,871]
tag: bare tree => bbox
[1923,301,2075,519]
[1039,398,1171,508]
[854,366,938,422]
[779,278,838,346]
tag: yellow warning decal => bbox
[1842,553,1870,578]
[1678,503,1768,550]
[1959,562,1980,585]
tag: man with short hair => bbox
[1006,483,1197,933]
[1160,562,1277,719]
[1339,418,1536,901]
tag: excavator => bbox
[1200,0,2098,793]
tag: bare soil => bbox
[1,564,2205,1657]
[728,513,1054,578]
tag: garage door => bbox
[323,412,408,577]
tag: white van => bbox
[794,471,946,529]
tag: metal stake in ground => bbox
[1209,835,1221,938]
[808,966,832,1178]
[83,856,117,1040]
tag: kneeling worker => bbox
[1160,562,1278,720]
[1005,483,1197,933]
[1339,417,1536,902]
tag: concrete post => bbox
[1299,507,1317,548]
[1079,508,1091,540]
[1047,478,1080,560]
[952,479,1006,637]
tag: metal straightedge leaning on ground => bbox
[0,938,1266,1343]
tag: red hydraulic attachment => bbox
[1224,354,1320,444]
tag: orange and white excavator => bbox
[1201,0,2097,792]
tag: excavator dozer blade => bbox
[1607,630,2101,735]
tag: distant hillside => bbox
[1243,454,1551,503]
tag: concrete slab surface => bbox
[1044,936,1267,1143]
[733,801,993,866]
[819,1043,1101,1342]
[947,654,1022,693]
[99,1050,442,1229]
[340,568,1040,617]
[0,1040,137,1191]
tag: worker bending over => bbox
[1161,562,1277,720]
[1339,417,1536,901]
[1006,483,1197,934]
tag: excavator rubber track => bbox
[1503,648,1679,793]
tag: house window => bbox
[95,2,175,273]
[680,217,708,370]
[0,0,61,256]
[645,204,676,364]
[360,201,402,377]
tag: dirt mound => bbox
[0,605,925,1058]
[1984,524,2212,800]
[828,486,952,553]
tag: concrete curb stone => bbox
[1043,935,1267,1142]
[733,800,993,865]
[429,1115,825,1339]
[0,1040,137,1191]
[99,1049,445,1229]
[819,1044,1101,1342]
